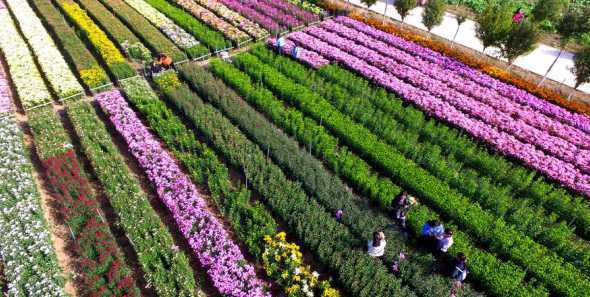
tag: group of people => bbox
[275,35,300,59]
[358,191,468,295]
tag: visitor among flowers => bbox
[367,231,386,257]
[436,229,454,254]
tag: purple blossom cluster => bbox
[95,90,271,297]
[266,38,329,68]
[218,0,299,32]
[0,62,12,114]
[335,16,590,134]
[263,0,318,24]
[286,30,590,196]
[302,25,590,174]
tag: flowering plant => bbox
[193,0,268,39]
[0,9,52,108]
[263,232,340,297]
[4,0,83,99]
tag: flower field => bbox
[1,0,590,296]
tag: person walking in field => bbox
[368,231,386,258]
[393,191,416,229]
[436,229,454,255]
[449,252,469,297]
[152,53,172,74]
[276,34,286,55]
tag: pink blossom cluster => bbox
[218,0,280,33]
[266,38,329,68]
[96,90,271,297]
[264,0,318,24]
[0,62,12,114]
[219,0,302,32]
[286,30,590,196]
[302,25,590,174]
[335,16,590,134]
[322,20,590,150]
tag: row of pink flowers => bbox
[301,25,590,174]
[218,0,298,33]
[285,30,590,197]
[335,16,590,134]
[322,19,590,150]
[96,89,271,297]
[0,62,11,113]
[263,0,318,24]
[266,38,329,68]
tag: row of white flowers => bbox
[4,0,83,99]
[0,63,67,296]
[0,9,52,109]
[123,0,200,49]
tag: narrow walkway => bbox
[344,0,590,95]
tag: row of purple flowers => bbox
[265,37,328,68]
[282,30,590,196]
[334,17,590,135]
[218,0,312,33]
[96,89,271,297]
[301,25,590,174]
[322,19,590,151]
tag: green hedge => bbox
[65,100,199,297]
[150,72,416,297]
[225,52,590,297]
[207,59,546,297]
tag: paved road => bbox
[346,0,590,95]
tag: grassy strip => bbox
[27,106,139,296]
[226,52,590,297]
[142,0,231,51]
[207,59,546,297]
[120,76,340,296]
[249,46,590,275]
[29,0,109,89]
[150,73,415,297]
[316,63,590,241]
[56,1,135,80]
[177,62,494,297]
[95,0,186,61]
[65,99,199,297]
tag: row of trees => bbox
[356,0,590,95]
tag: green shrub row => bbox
[206,59,546,297]
[119,75,276,259]
[177,62,497,297]
[226,52,590,297]
[142,0,231,52]
[29,0,110,89]
[65,99,199,297]
[151,71,416,297]
[248,46,590,275]
[95,0,186,61]
[317,63,590,241]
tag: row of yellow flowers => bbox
[263,232,340,297]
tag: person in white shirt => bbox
[436,229,454,253]
[367,231,386,257]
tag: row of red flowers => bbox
[41,149,138,297]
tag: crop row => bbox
[207,58,545,297]
[4,0,83,99]
[0,7,52,108]
[152,67,416,297]
[304,25,590,174]
[0,62,66,297]
[140,0,231,52]
[124,73,339,296]
[56,1,135,80]
[192,0,267,39]
[172,0,250,44]
[180,62,515,297]
[248,46,590,276]
[97,88,269,297]
[314,63,590,242]
[95,0,186,62]
[217,0,290,33]
[65,99,200,296]
[29,0,110,90]
[27,106,139,296]
[284,30,590,197]
[225,51,590,296]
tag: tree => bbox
[539,6,590,86]
[531,0,569,24]
[395,0,417,23]
[361,0,377,9]
[422,0,446,31]
[475,3,513,53]
[453,12,468,42]
[569,45,590,98]
[499,19,539,67]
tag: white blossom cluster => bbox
[0,116,67,297]
[4,0,83,99]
